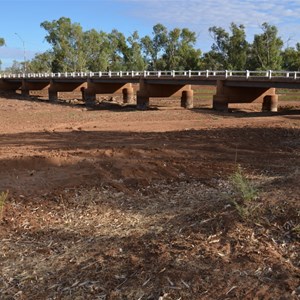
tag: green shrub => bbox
[229,166,260,220]
[0,191,8,220]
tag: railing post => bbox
[206,70,209,78]
[246,70,250,79]
[172,70,175,77]
[188,70,191,78]
[158,71,161,78]
[268,70,272,79]
[294,72,297,79]
[225,70,228,78]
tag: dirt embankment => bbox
[0,96,299,299]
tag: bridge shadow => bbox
[0,91,130,111]
[0,91,159,112]
[192,106,300,118]
[0,91,86,108]
[1,91,300,115]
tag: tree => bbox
[249,22,283,70]
[27,51,53,73]
[141,24,201,70]
[162,27,201,70]
[227,23,249,70]
[141,24,168,70]
[107,29,128,71]
[282,43,300,71]
[0,37,4,71]
[203,23,248,70]
[5,60,24,73]
[83,29,111,71]
[201,51,224,70]
[125,31,147,70]
[41,17,86,72]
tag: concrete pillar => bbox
[49,90,58,102]
[181,89,194,109]
[21,80,30,97]
[213,80,229,111]
[213,95,229,111]
[80,87,86,101]
[84,91,96,107]
[262,95,278,112]
[122,87,134,104]
[21,89,30,97]
[136,91,149,110]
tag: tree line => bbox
[2,17,300,73]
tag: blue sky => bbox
[1,0,300,69]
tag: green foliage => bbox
[5,60,24,73]
[141,23,168,70]
[229,166,260,220]
[141,24,201,70]
[203,23,249,70]
[40,17,86,72]
[28,51,53,73]
[83,29,110,71]
[0,191,8,220]
[126,31,147,70]
[282,43,300,71]
[230,166,258,202]
[10,18,300,73]
[0,37,5,71]
[249,22,283,70]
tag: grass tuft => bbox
[229,165,260,220]
[0,191,8,220]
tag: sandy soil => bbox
[0,93,299,299]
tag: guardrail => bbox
[1,70,300,80]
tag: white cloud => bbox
[124,0,300,50]
[0,47,36,69]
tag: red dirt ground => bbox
[0,92,299,299]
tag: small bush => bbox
[229,166,260,220]
[0,191,8,220]
[230,165,258,202]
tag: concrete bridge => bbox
[1,70,300,111]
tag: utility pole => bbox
[15,33,26,73]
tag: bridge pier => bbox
[136,92,150,110]
[21,79,50,98]
[136,78,193,110]
[48,90,58,102]
[262,95,278,112]
[21,89,30,97]
[84,79,134,107]
[122,87,134,104]
[84,89,96,107]
[0,79,22,93]
[213,80,278,112]
[181,90,194,109]
[48,79,87,103]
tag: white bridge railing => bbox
[1,70,300,80]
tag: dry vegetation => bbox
[0,90,299,299]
